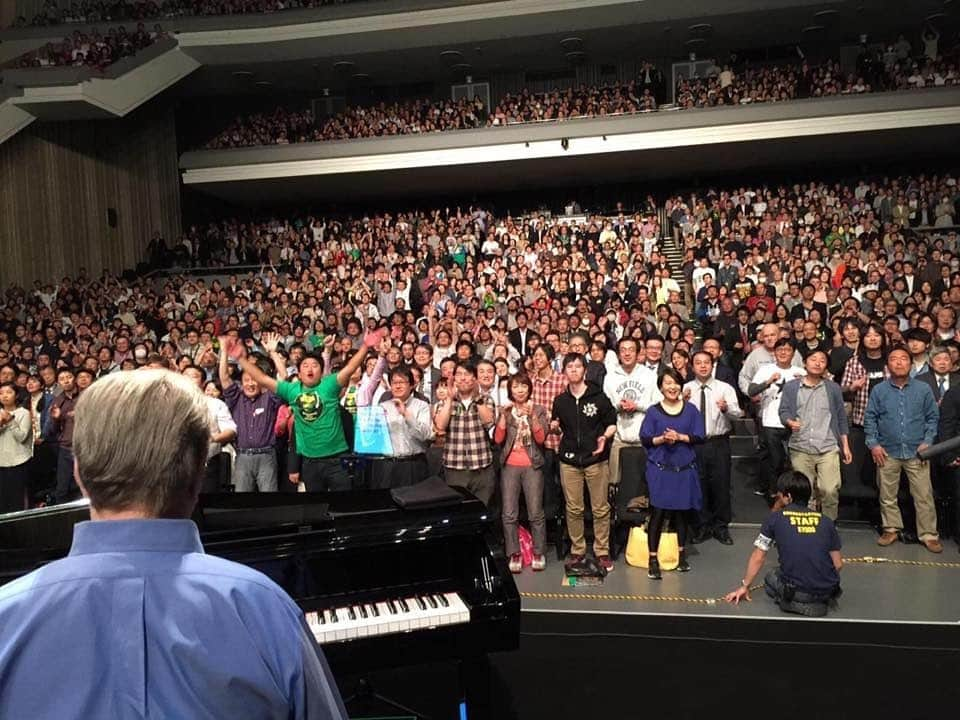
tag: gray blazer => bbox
[497,404,549,469]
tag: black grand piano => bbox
[0,489,520,718]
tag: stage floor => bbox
[516,525,960,628]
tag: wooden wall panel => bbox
[0,105,181,287]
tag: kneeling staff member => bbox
[724,470,842,617]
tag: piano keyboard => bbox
[306,592,471,644]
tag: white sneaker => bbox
[509,553,522,573]
[531,554,546,571]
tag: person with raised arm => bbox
[236,326,387,491]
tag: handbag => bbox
[625,524,680,570]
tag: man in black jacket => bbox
[550,353,618,572]
[938,386,960,547]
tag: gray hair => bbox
[73,369,211,517]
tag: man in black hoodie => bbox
[550,353,618,572]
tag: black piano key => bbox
[358,605,368,619]
[415,596,427,611]
[347,606,357,621]
[398,598,409,613]
[425,595,438,609]
[317,611,326,625]
[387,599,398,614]
[328,609,339,624]
[437,594,449,608]
[369,603,379,617]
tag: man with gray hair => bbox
[0,370,347,719]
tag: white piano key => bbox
[307,593,471,645]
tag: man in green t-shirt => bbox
[231,328,385,491]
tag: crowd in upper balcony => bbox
[13,0,355,26]
[206,96,487,149]
[676,32,959,109]
[9,22,167,69]
[193,29,960,151]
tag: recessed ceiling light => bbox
[439,50,464,60]
[333,60,355,70]
[688,23,712,34]
[684,37,707,45]
[814,9,838,18]
[231,70,254,78]
[565,51,586,59]
[352,73,370,80]
[254,80,273,87]
[801,24,825,33]
[560,37,583,47]
[450,63,473,71]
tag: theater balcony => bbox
[180,87,960,206]
[0,37,198,139]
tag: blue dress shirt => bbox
[0,519,346,720]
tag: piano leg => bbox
[343,676,431,719]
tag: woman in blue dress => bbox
[640,368,705,579]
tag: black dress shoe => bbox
[713,527,734,545]
[677,551,691,572]
[690,527,711,545]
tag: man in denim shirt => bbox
[865,347,942,553]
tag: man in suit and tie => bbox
[788,284,828,329]
[916,347,959,404]
[643,335,667,375]
[701,337,738,388]
[412,344,442,402]
[723,306,756,375]
[508,312,536,358]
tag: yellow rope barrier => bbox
[519,555,960,605]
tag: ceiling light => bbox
[802,25,825,33]
[352,73,370,80]
[254,80,273,87]
[333,60,355,70]
[814,9,838,18]
[231,70,253,78]
[560,37,583,47]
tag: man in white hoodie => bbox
[603,337,662,490]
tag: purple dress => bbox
[640,402,705,511]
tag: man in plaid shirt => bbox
[434,360,497,505]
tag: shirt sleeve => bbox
[827,519,842,552]
[293,619,348,720]
[276,380,296,405]
[214,399,237,435]
[755,514,776,552]
[407,400,435,443]
[222,382,241,412]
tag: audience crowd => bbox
[197,32,960,150]
[10,22,166,69]
[1,170,959,577]
[16,0,355,26]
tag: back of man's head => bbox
[776,470,813,506]
[74,370,210,519]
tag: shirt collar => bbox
[69,519,204,557]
